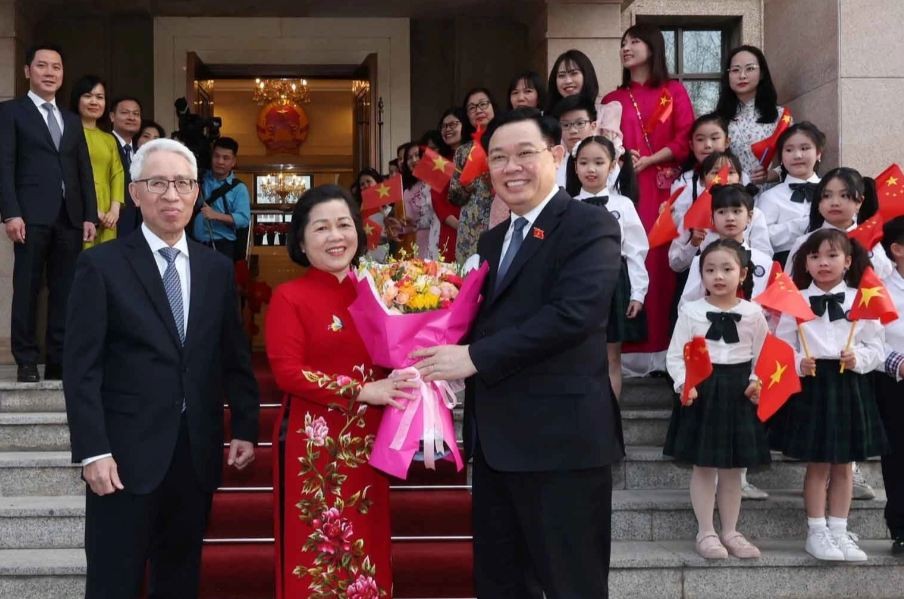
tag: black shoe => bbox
[17,364,39,383]
[893,537,904,556]
[43,363,62,381]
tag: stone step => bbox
[613,446,885,491]
[0,406,668,452]
[0,376,677,414]
[0,382,64,413]
[3,539,903,599]
[1,446,885,497]
[0,414,70,451]
[0,489,888,549]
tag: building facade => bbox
[0,0,902,362]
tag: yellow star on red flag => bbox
[858,286,884,308]
[376,184,390,198]
[768,360,787,389]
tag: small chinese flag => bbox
[682,163,730,231]
[755,333,801,422]
[413,146,456,193]
[750,106,793,167]
[460,141,489,186]
[848,213,884,250]
[876,163,904,221]
[361,174,403,212]
[849,266,899,324]
[363,216,383,251]
[644,88,673,134]
[647,185,685,248]
[681,336,713,406]
[753,270,817,323]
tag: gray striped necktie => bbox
[158,247,185,344]
[42,103,62,150]
[495,216,528,290]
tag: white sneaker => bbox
[741,480,769,500]
[831,529,868,562]
[806,528,845,561]
[852,463,876,500]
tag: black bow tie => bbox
[809,292,846,321]
[584,195,609,208]
[706,312,742,344]
[789,182,817,204]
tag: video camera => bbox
[172,97,222,171]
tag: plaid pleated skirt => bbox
[768,359,889,463]
[664,362,772,468]
[608,258,648,344]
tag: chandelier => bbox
[259,172,308,208]
[253,78,311,106]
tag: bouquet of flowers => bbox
[348,257,489,479]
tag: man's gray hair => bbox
[130,138,198,182]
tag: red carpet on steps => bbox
[193,353,475,598]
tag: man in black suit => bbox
[63,138,259,598]
[109,96,143,236]
[0,43,97,382]
[414,108,623,598]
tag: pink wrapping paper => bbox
[348,261,489,479]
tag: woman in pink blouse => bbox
[603,23,695,368]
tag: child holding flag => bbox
[772,228,888,561]
[756,122,825,266]
[783,167,893,279]
[878,216,904,555]
[572,135,647,399]
[665,239,771,560]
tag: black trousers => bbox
[84,417,213,599]
[11,208,82,365]
[472,449,613,599]
[207,239,235,262]
[877,374,904,537]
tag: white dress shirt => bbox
[757,174,820,253]
[575,188,649,303]
[498,186,558,262]
[27,90,64,134]
[667,298,768,392]
[783,221,894,279]
[82,225,191,467]
[882,269,904,380]
[775,281,885,375]
[679,244,771,309]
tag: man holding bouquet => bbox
[413,108,624,598]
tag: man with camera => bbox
[191,137,250,261]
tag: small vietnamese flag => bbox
[876,164,904,221]
[644,88,673,134]
[849,266,899,324]
[755,333,801,422]
[848,213,884,250]
[681,336,713,406]
[751,106,793,167]
[363,216,383,250]
[682,163,730,231]
[647,185,685,248]
[361,174,403,212]
[753,270,817,323]
[768,260,783,285]
[460,140,489,186]
[413,146,456,193]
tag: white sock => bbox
[807,517,827,534]
[827,516,848,533]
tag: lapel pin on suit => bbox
[532,227,545,240]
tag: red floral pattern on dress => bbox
[295,366,386,598]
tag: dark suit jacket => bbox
[0,95,97,226]
[63,230,259,494]
[113,135,141,236]
[465,189,624,472]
